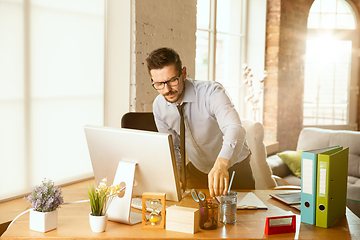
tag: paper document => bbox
[237,192,268,210]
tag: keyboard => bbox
[131,197,164,214]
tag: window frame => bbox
[0,0,105,202]
[196,0,248,117]
[303,0,359,130]
[196,0,267,120]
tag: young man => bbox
[146,47,254,197]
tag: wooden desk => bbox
[2,180,360,240]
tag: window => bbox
[196,0,247,115]
[0,0,104,201]
[304,0,359,128]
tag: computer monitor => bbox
[84,125,182,201]
[84,125,183,224]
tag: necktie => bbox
[177,102,187,190]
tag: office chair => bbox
[242,119,301,190]
[121,112,158,132]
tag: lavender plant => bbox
[25,179,64,212]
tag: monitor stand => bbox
[107,161,142,225]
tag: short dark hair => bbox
[145,47,182,75]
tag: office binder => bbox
[316,147,349,228]
[300,146,342,225]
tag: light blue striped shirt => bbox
[153,79,250,174]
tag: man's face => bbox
[150,65,186,104]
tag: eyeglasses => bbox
[151,73,181,90]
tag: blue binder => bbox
[300,146,342,225]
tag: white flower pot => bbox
[29,209,58,232]
[89,213,108,232]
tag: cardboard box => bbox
[166,206,199,234]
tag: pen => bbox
[227,171,235,194]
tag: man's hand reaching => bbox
[208,157,230,197]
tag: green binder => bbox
[316,147,349,228]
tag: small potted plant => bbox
[24,178,64,232]
[87,178,123,232]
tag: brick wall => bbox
[264,0,314,151]
[264,0,280,145]
[351,0,360,128]
[131,0,196,112]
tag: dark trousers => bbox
[186,154,255,190]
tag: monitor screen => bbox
[84,125,182,202]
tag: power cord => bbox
[6,199,90,231]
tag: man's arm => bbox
[207,84,247,197]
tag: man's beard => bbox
[164,86,185,103]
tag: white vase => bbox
[89,213,108,232]
[29,209,58,232]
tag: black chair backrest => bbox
[121,112,158,132]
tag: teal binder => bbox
[300,146,342,225]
